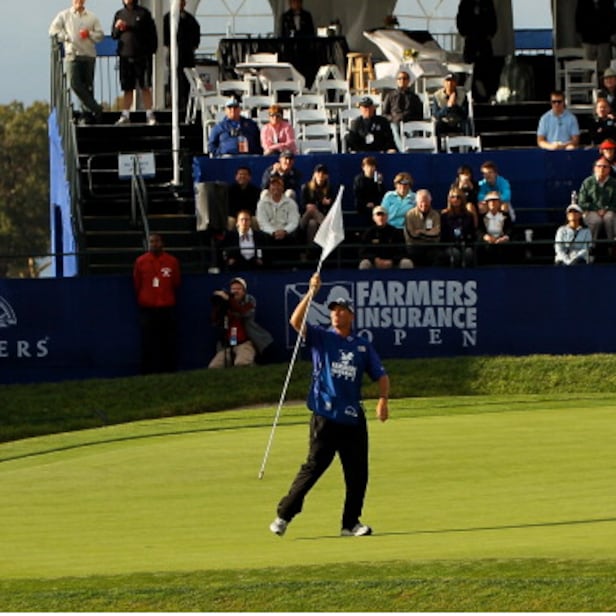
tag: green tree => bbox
[0,101,50,277]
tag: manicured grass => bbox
[1,394,616,610]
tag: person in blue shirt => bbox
[537,91,580,151]
[477,160,516,222]
[380,171,416,229]
[207,98,262,156]
[270,273,390,538]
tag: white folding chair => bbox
[443,135,482,153]
[338,107,360,152]
[315,79,351,118]
[554,47,584,91]
[291,93,326,110]
[242,94,275,122]
[402,135,438,153]
[369,76,397,93]
[216,79,251,99]
[298,138,337,154]
[268,80,303,109]
[564,59,598,109]
[245,52,279,63]
[400,120,436,151]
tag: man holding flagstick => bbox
[269,271,390,538]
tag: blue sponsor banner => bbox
[0,266,615,384]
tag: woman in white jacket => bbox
[554,204,592,265]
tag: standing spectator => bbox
[597,68,616,107]
[227,166,260,230]
[477,191,513,265]
[163,0,201,115]
[345,97,398,153]
[537,91,580,151]
[404,189,442,267]
[256,176,300,262]
[382,70,424,152]
[261,150,302,200]
[380,172,416,229]
[456,0,497,100]
[353,156,386,225]
[269,273,390,538]
[49,0,105,125]
[578,156,616,244]
[590,98,616,145]
[554,204,592,266]
[477,160,515,221]
[431,74,469,139]
[279,0,315,38]
[450,164,479,226]
[358,206,413,270]
[208,98,262,156]
[440,190,477,267]
[112,0,159,126]
[260,104,297,156]
[133,233,181,374]
[299,164,337,245]
[575,0,616,73]
[221,210,271,271]
[208,277,273,369]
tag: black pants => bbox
[277,413,368,530]
[139,306,178,374]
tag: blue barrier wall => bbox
[1,266,615,384]
[193,149,598,227]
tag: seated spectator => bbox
[440,189,477,267]
[450,164,479,226]
[358,206,413,269]
[404,189,442,267]
[208,277,273,369]
[299,164,338,245]
[599,138,616,176]
[260,104,297,156]
[261,150,301,201]
[537,91,580,151]
[227,166,260,230]
[431,73,469,138]
[554,203,592,266]
[345,96,398,153]
[578,156,616,244]
[255,175,300,263]
[381,172,416,229]
[590,98,616,146]
[353,156,386,225]
[597,67,616,108]
[382,70,424,152]
[477,160,515,221]
[221,210,271,270]
[207,98,262,156]
[477,191,513,265]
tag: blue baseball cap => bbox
[327,297,354,313]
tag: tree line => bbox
[0,101,50,278]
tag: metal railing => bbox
[50,37,84,240]
[131,157,151,249]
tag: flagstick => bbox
[258,261,324,480]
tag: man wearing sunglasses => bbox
[537,90,580,151]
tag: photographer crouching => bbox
[208,277,273,368]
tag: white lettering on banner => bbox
[0,337,50,359]
[0,296,52,361]
[285,279,479,350]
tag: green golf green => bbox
[2,394,615,584]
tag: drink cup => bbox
[524,229,533,243]
[79,28,89,39]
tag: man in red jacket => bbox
[133,233,181,373]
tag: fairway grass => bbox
[1,394,616,611]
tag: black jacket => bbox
[163,9,201,67]
[279,8,315,38]
[111,3,158,58]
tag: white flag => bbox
[314,186,345,264]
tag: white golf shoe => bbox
[269,516,288,536]
[341,523,372,536]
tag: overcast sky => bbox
[1,0,552,106]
